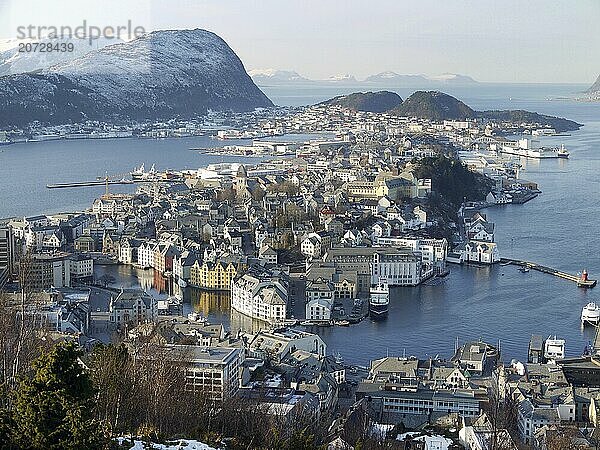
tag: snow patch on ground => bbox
[117,437,218,450]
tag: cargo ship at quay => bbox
[497,138,569,159]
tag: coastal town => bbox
[1,97,598,449]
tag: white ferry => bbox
[369,278,389,319]
[29,133,62,142]
[581,302,600,326]
[500,139,569,159]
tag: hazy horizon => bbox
[1,0,598,84]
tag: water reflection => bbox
[188,288,271,335]
[229,309,273,335]
[189,289,230,317]
[137,269,155,292]
[94,265,172,296]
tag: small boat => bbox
[581,302,600,326]
[187,312,207,323]
[557,144,570,159]
[335,320,350,327]
[370,278,389,319]
[544,335,565,361]
[519,267,530,273]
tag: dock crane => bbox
[96,171,132,196]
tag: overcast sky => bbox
[1,0,598,83]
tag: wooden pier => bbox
[500,258,597,288]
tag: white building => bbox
[460,241,500,264]
[372,249,422,286]
[305,278,335,320]
[301,233,322,259]
[118,238,139,265]
[467,218,495,243]
[137,240,157,269]
[172,250,198,283]
[30,253,71,290]
[180,345,243,400]
[459,415,517,450]
[248,328,327,362]
[69,254,94,279]
[258,245,278,265]
[140,345,243,401]
[109,289,157,327]
[231,273,287,324]
[25,226,59,250]
[375,236,448,274]
[517,398,575,444]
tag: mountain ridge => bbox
[587,74,600,94]
[249,69,478,86]
[391,91,474,120]
[0,29,272,126]
[319,91,403,112]
[318,90,582,132]
[0,36,120,77]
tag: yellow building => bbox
[190,260,239,291]
[375,173,416,200]
[347,173,416,201]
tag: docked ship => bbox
[581,302,600,326]
[131,163,157,180]
[499,139,569,159]
[369,279,389,319]
[544,336,565,361]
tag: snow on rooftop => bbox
[397,432,454,450]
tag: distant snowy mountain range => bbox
[248,69,310,83]
[250,69,478,85]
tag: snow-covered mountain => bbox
[0,29,272,126]
[326,74,358,83]
[0,37,121,76]
[248,69,309,84]
[249,69,359,85]
[426,73,477,84]
[587,74,600,95]
[364,72,429,85]
[249,69,478,87]
[364,71,477,86]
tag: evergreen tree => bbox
[0,385,13,450]
[10,342,106,450]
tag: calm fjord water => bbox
[3,83,600,365]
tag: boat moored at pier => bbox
[370,278,390,319]
[581,302,600,326]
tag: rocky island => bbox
[319,91,403,112]
[324,90,582,132]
